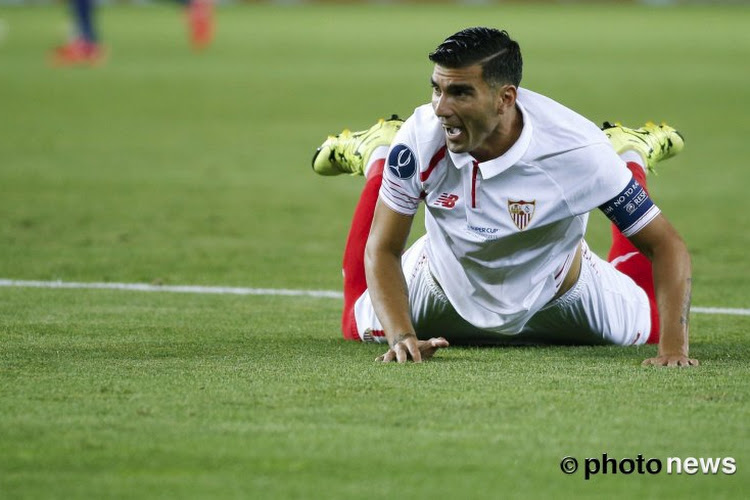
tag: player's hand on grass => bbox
[377,335,449,363]
[642,354,699,367]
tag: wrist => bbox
[658,329,688,355]
[388,331,417,347]
[657,344,688,358]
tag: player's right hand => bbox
[376,336,449,363]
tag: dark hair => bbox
[428,27,523,87]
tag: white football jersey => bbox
[379,87,640,334]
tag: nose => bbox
[432,93,451,119]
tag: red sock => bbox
[341,160,385,340]
[607,162,659,344]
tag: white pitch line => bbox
[0,278,343,299]
[690,307,750,317]
[0,278,748,316]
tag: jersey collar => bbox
[447,100,533,179]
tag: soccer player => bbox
[311,27,697,367]
[52,0,214,66]
[52,0,105,66]
[183,0,215,51]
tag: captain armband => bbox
[598,176,661,237]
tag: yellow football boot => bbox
[312,115,403,176]
[602,121,685,174]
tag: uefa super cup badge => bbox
[508,200,536,230]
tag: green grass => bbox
[1,3,749,499]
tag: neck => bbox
[472,105,522,163]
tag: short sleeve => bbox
[379,119,423,216]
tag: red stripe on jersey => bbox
[383,179,420,210]
[471,161,479,208]
[420,146,447,182]
[382,194,418,213]
[384,178,420,201]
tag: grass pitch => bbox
[1,3,749,499]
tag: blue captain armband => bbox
[598,176,661,237]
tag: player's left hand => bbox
[642,355,699,367]
[376,337,449,363]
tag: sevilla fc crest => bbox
[508,200,536,230]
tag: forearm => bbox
[652,242,692,357]
[364,248,415,346]
[628,214,697,366]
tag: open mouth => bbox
[444,126,463,140]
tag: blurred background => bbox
[0,0,748,307]
[1,3,748,498]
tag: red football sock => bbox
[607,162,659,344]
[340,159,386,340]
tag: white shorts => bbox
[353,236,651,346]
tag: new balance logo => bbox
[434,193,459,209]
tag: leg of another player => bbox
[181,0,214,50]
[73,0,97,44]
[52,0,105,66]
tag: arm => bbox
[365,199,448,362]
[364,199,421,361]
[627,214,698,367]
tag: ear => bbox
[496,85,518,114]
